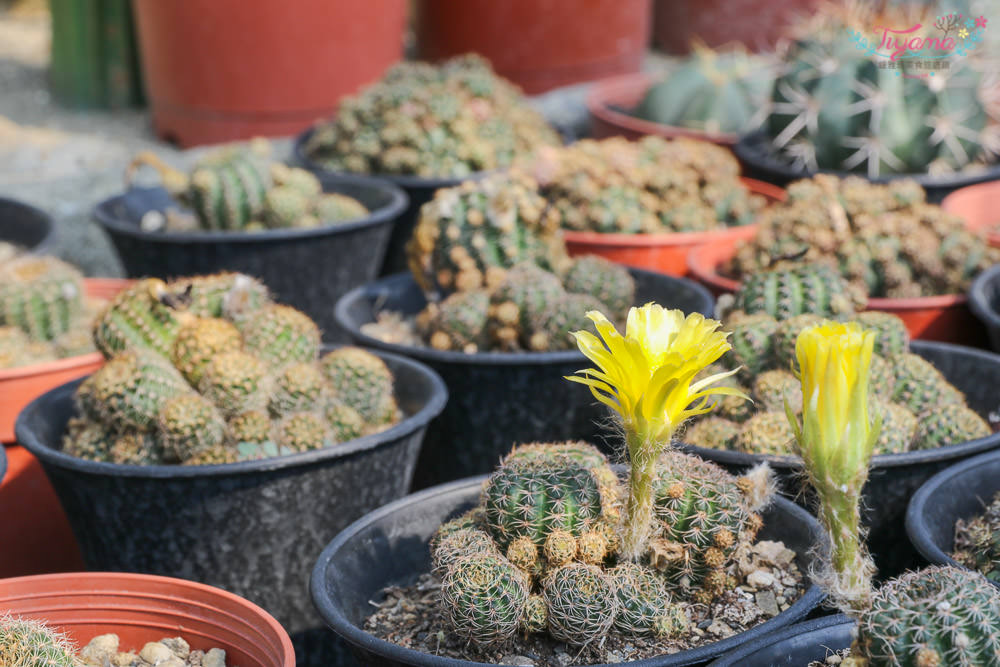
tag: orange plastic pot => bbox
[941,180,1000,248]
[132,0,406,147]
[562,178,785,276]
[686,238,986,345]
[0,572,295,667]
[587,72,739,144]
[652,0,823,54]
[415,0,651,94]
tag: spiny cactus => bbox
[108,430,164,465]
[273,411,328,452]
[320,347,397,425]
[0,615,80,667]
[406,172,567,296]
[303,54,559,178]
[752,369,802,413]
[726,314,778,380]
[736,411,797,456]
[734,263,862,321]
[868,354,897,397]
[561,255,636,322]
[528,292,607,352]
[487,263,565,351]
[62,417,115,463]
[0,256,85,342]
[198,350,270,416]
[431,527,498,578]
[912,403,991,450]
[240,304,321,366]
[521,595,548,635]
[872,401,917,455]
[611,561,688,638]
[891,353,963,415]
[954,491,1000,583]
[440,552,530,646]
[268,362,328,416]
[543,563,618,646]
[773,313,826,370]
[156,393,227,462]
[682,416,740,450]
[855,312,909,358]
[91,350,193,429]
[324,401,365,443]
[171,317,243,385]
[93,279,182,358]
[173,272,271,320]
[418,289,490,353]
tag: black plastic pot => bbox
[0,196,56,254]
[969,264,1000,353]
[335,270,715,490]
[906,448,1000,582]
[93,173,408,342]
[293,128,490,276]
[733,130,1000,204]
[682,340,1000,578]
[14,348,447,667]
[311,475,827,667]
[706,614,854,667]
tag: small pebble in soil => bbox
[78,634,230,667]
[364,539,806,665]
[808,647,851,666]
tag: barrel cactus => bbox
[733,263,863,321]
[0,256,85,342]
[561,255,636,321]
[440,552,530,646]
[543,563,618,646]
[320,346,397,425]
[912,402,991,450]
[93,279,182,358]
[0,615,79,667]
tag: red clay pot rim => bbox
[586,71,740,145]
[0,571,295,665]
[941,180,1000,247]
[685,243,968,308]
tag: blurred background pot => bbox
[942,180,1000,248]
[0,196,57,255]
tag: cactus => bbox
[912,403,990,450]
[872,401,916,455]
[868,354,896,397]
[198,351,270,416]
[683,416,740,450]
[726,314,778,379]
[521,595,548,635]
[53,329,95,359]
[954,491,1000,583]
[269,362,329,416]
[228,410,272,444]
[482,441,621,551]
[320,347,397,424]
[108,430,164,465]
[431,528,497,577]
[611,561,687,638]
[303,54,559,178]
[527,292,606,352]
[649,450,768,598]
[736,411,797,456]
[419,289,491,353]
[89,351,193,429]
[92,279,182,358]
[407,173,568,296]
[273,411,328,452]
[752,369,802,413]
[487,263,565,351]
[561,255,636,321]
[156,394,227,462]
[171,317,243,385]
[240,304,320,366]
[324,401,365,443]
[62,417,115,462]
[543,563,618,646]
[440,552,530,646]
[634,45,773,135]
[734,264,861,321]
[855,311,909,357]
[0,615,80,667]
[891,353,963,415]
[0,256,85,342]
[0,326,32,368]
[312,193,369,223]
[774,313,826,370]
[173,272,271,320]
[183,443,241,466]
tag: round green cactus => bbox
[726,313,778,379]
[441,552,530,646]
[891,353,963,415]
[273,412,328,453]
[752,369,802,413]
[0,256,85,342]
[683,417,740,450]
[872,401,917,455]
[773,313,825,371]
[90,351,193,429]
[269,362,329,416]
[198,350,270,416]
[488,263,565,351]
[856,311,909,358]
[527,292,606,352]
[420,289,490,353]
[156,393,227,462]
[912,403,990,451]
[431,527,497,578]
[174,272,271,320]
[171,317,243,385]
[869,353,897,397]
[736,411,797,456]
[93,279,182,358]
[320,347,397,425]
[611,561,686,638]
[734,264,860,321]
[262,185,313,229]
[0,615,80,667]
[312,193,369,223]
[562,255,636,321]
[324,401,365,443]
[543,563,618,646]
[108,430,163,465]
[240,304,321,366]
[62,417,115,462]
[521,594,548,635]
[228,410,272,445]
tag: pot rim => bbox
[585,71,740,145]
[683,340,1000,470]
[734,130,1000,188]
[14,347,447,479]
[969,264,1000,330]
[1,196,57,255]
[293,127,498,190]
[310,474,827,667]
[704,614,854,666]
[334,269,715,367]
[93,172,409,244]
[904,447,1000,570]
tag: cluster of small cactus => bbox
[767,2,998,177]
[0,254,104,369]
[430,441,773,647]
[303,54,560,178]
[954,490,1000,583]
[414,255,635,353]
[129,139,369,233]
[727,174,1000,298]
[0,615,79,667]
[525,135,766,234]
[634,45,774,135]
[63,272,399,466]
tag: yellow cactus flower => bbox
[786,320,880,612]
[566,303,746,559]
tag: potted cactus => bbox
[686,174,1000,343]
[312,302,827,666]
[0,572,294,666]
[527,135,784,275]
[294,54,562,275]
[588,46,775,144]
[710,321,1000,666]
[94,138,408,340]
[336,171,716,489]
[15,272,447,666]
[679,262,1000,576]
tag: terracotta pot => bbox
[0,572,294,666]
[942,180,1000,248]
[131,0,406,147]
[415,0,651,94]
[0,278,132,443]
[587,72,740,144]
[652,0,823,54]
[562,177,785,276]
[686,238,986,344]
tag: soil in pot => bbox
[15,273,448,667]
[95,143,408,341]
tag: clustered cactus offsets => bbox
[726,174,1000,298]
[0,614,230,667]
[63,272,399,466]
[303,54,560,178]
[525,136,767,234]
[954,490,1000,583]
[686,266,992,457]
[0,253,105,369]
[128,138,369,233]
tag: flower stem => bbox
[814,476,873,614]
[621,430,664,560]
